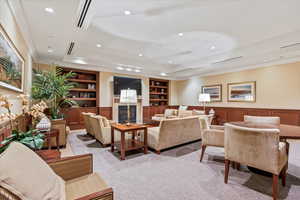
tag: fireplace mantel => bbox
[112,97,143,123]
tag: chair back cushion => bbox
[178,110,193,118]
[244,115,280,126]
[178,105,188,110]
[0,142,65,200]
[164,109,177,117]
[82,112,96,134]
[225,123,282,174]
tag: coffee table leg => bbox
[121,131,126,160]
[144,128,148,154]
[111,127,115,152]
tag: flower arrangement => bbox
[18,94,30,114]
[0,95,45,153]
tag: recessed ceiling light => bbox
[135,69,141,73]
[45,7,54,13]
[126,68,132,71]
[210,46,216,50]
[160,72,167,76]
[124,10,131,15]
[138,53,143,57]
[178,33,183,37]
[117,67,124,70]
[47,49,53,53]
[74,58,87,65]
[96,44,102,48]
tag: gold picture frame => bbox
[202,84,222,102]
[227,81,256,102]
[0,24,25,92]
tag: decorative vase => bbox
[36,116,51,132]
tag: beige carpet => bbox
[68,130,300,200]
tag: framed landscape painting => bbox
[228,81,256,102]
[0,24,24,92]
[202,84,222,102]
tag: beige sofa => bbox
[148,116,202,153]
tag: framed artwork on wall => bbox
[0,24,24,92]
[227,81,256,102]
[202,84,222,102]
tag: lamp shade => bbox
[120,89,137,104]
[198,93,211,102]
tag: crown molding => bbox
[7,0,38,61]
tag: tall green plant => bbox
[32,67,77,119]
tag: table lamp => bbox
[120,89,137,125]
[198,93,211,113]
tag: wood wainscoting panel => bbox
[99,107,113,120]
[169,106,300,126]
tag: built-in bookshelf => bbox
[59,67,99,107]
[149,78,169,106]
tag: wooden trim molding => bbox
[183,106,300,126]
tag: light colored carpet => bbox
[68,130,300,200]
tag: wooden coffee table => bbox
[111,123,148,160]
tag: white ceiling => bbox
[10,0,300,79]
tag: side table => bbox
[111,123,148,160]
[42,129,60,150]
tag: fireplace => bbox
[118,105,137,123]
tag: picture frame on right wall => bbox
[227,81,256,102]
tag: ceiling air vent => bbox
[67,42,75,55]
[213,56,243,64]
[77,0,92,28]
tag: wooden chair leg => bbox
[200,145,207,162]
[273,174,278,200]
[224,159,230,184]
[236,162,241,171]
[281,164,287,187]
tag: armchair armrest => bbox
[75,188,113,200]
[48,154,93,181]
[210,125,225,130]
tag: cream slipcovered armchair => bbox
[224,123,287,200]
[148,116,202,153]
[199,116,225,162]
[244,115,280,125]
[0,142,113,200]
[89,115,112,146]
[82,112,96,136]
[151,109,177,121]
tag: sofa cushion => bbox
[0,142,65,200]
[192,109,205,115]
[66,173,109,200]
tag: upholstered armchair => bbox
[224,123,288,200]
[244,115,280,125]
[151,109,177,121]
[0,142,113,200]
[82,112,96,136]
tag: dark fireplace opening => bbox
[118,105,137,123]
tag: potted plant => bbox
[32,67,77,120]
[0,95,45,153]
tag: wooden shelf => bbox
[68,79,96,83]
[149,78,169,106]
[70,88,96,92]
[69,98,97,101]
[150,92,168,95]
[150,99,168,102]
[150,85,168,89]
